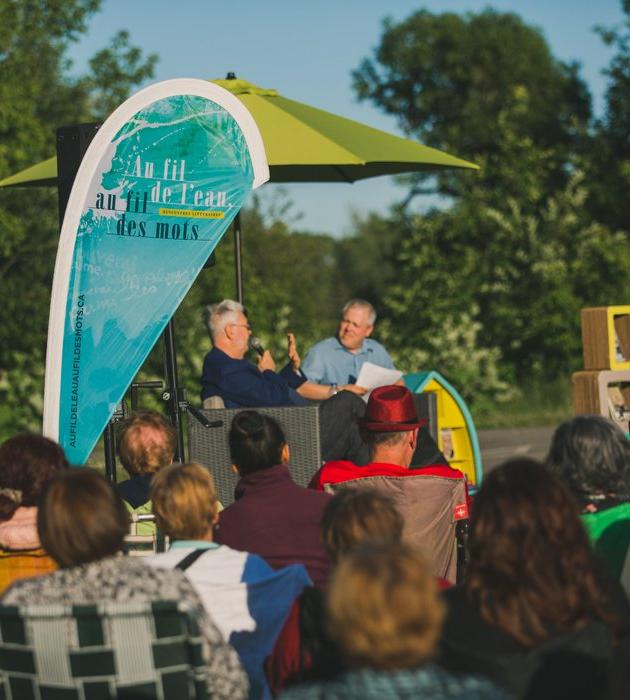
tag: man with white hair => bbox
[302,299,396,387]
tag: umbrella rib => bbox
[331,165,355,184]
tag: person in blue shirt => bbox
[302,299,396,387]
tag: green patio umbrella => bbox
[214,78,477,181]
[0,77,477,187]
[0,156,57,187]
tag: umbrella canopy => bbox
[0,156,57,187]
[0,78,477,188]
[214,78,477,181]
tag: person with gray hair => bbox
[545,414,630,581]
[302,298,396,387]
[203,299,245,342]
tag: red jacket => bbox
[309,460,471,512]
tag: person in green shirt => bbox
[116,411,176,535]
[546,415,630,580]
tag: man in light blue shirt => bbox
[302,299,396,388]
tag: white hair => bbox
[342,299,376,325]
[204,299,244,342]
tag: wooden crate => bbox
[572,370,630,434]
[581,306,630,370]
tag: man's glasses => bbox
[228,323,252,331]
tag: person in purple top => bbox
[214,410,332,590]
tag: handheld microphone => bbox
[249,336,265,357]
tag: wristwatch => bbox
[329,383,339,397]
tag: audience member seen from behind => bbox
[215,411,332,589]
[321,487,404,563]
[0,435,68,593]
[546,415,630,580]
[269,489,405,694]
[117,411,176,534]
[2,469,248,700]
[310,385,466,582]
[439,458,630,700]
[282,542,507,700]
[146,462,309,698]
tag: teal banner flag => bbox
[43,79,269,464]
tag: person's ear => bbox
[231,463,240,475]
[280,443,290,464]
[410,428,419,450]
[365,323,374,337]
[225,324,236,341]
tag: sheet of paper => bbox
[356,361,403,393]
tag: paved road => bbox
[477,426,555,475]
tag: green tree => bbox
[585,1,630,232]
[353,9,590,201]
[377,168,630,406]
[347,7,627,408]
[335,211,398,313]
[0,0,156,436]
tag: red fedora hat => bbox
[358,385,426,432]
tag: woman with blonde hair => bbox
[146,462,309,700]
[269,489,406,693]
[282,543,505,699]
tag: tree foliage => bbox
[353,9,591,200]
[349,5,630,412]
[585,1,630,231]
[0,0,156,436]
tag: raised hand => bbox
[287,332,301,371]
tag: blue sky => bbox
[69,0,626,235]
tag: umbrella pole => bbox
[226,69,244,304]
[234,211,244,304]
[162,319,185,461]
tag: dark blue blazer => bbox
[200,347,307,408]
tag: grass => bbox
[473,378,573,430]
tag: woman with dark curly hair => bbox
[439,458,630,700]
[0,434,68,592]
[546,415,630,580]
